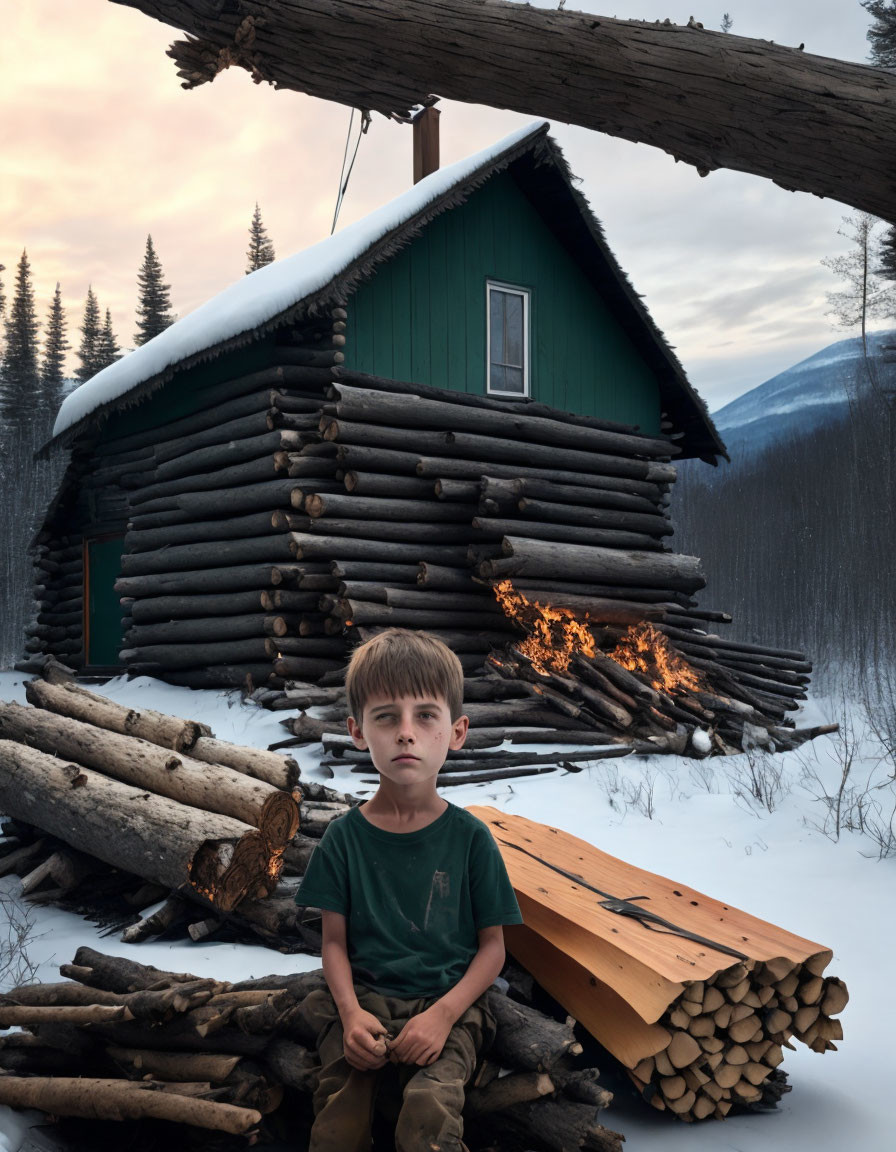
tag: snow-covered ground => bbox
[0,670,893,1152]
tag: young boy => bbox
[295,628,523,1152]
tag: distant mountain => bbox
[711,329,896,458]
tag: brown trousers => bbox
[300,983,495,1152]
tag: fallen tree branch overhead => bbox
[109,0,896,220]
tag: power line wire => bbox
[331,109,370,235]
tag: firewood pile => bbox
[473,808,848,1125]
[295,371,687,675]
[0,687,841,1142]
[271,625,834,783]
[0,676,353,948]
[270,679,638,790]
[251,369,827,759]
[109,354,348,690]
[0,948,624,1152]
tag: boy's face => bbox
[347,692,468,789]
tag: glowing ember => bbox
[493,579,596,674]
[609,621,704,694]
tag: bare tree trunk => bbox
[109,0,896,220]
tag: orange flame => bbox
[493,579,596,675]
[609,621,704,694]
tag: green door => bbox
[85,535,125,667]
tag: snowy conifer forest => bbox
[674,334,896,713]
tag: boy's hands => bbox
[342,1008,391,1071]
[341,1004,453,1070]
[389,1003,453,1067]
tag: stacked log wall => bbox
[25,537,86,668]
[27,314,810,708]
[26,313,350,686]
[292,371,699,676]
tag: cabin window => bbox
[487,282,530,396]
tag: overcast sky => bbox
[0,0,889,411]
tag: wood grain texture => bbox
[111,0,896,220]
[468,806,833,1011]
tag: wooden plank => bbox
[444,209,468,392]
[371,260,394,379]
[514,891,681,1025]
[503,923,670,1069]
[427,213,450,392]
[468,807,832,1015]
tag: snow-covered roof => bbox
[53,121,549,440]
[51,119,725,462]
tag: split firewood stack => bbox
[0,948,624,1152]
[0,678,355,946]
[472,808,848,1124]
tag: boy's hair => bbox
[346,629,465,721]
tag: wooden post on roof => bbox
[413,107,440,183]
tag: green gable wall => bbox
[343,172,661,433]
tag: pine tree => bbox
[0,261,6,363]
[40,282,70,417]
[862,1,896,67]
[879,224,896,282]
[246,203,276,273]
[96,308,122,372]
[76,286,103,384]
[134,234,174,345]
[0,250,41,434]
[721,13,734,33]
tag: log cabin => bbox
[26,119,726,689]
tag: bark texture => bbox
[0,742,274,910]
[110,0,896,219]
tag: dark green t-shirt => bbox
[295,803,523,998]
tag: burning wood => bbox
[492,578,597,673]
[609,620,704,695]
[478,579,828,756]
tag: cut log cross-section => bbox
[0,742,280,911]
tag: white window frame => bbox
[486,280,530,397]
